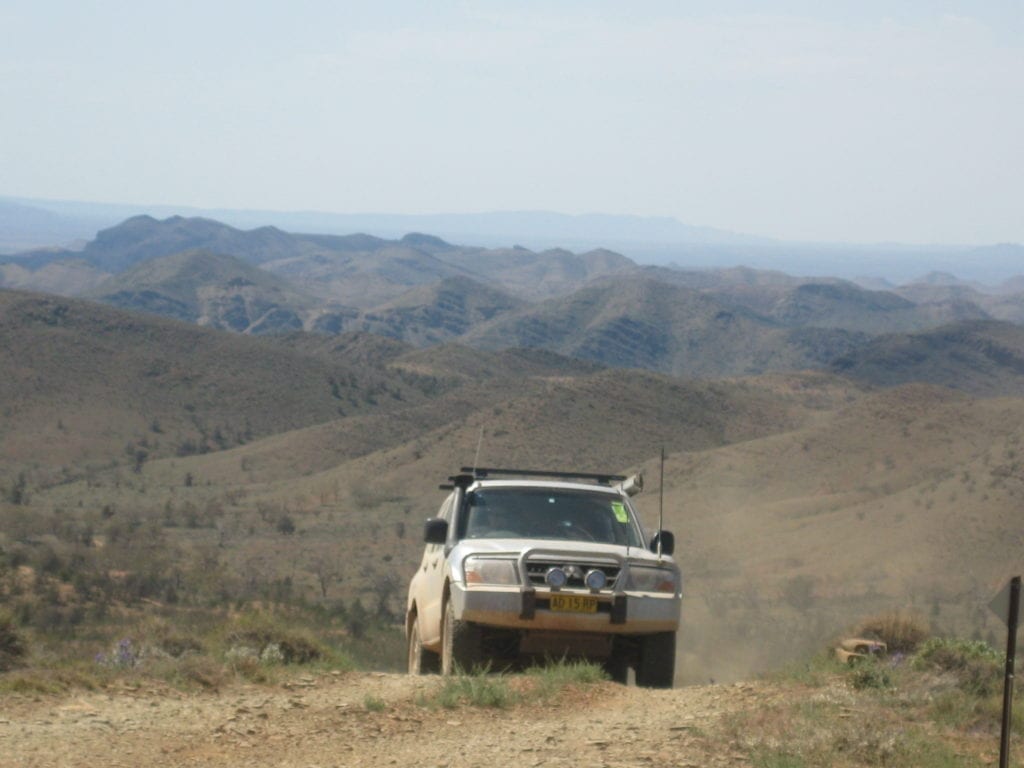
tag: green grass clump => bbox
[363,694,387,712]
[417,658,607,710]
[846,657,894,690]
[428,670,516,709]
[912,637,1001,695]
[524,658,607,700]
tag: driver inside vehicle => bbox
[464,505,520,538]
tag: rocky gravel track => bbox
[0,672,778,767]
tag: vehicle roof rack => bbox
[439,472,475,491]
[459,467,627,485]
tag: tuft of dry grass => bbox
[732,629,1012,767]
[853,610,930,653]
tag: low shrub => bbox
[854,611,929,653]
[176,655,228,689]
[846,657,893,691]
[159,633,204,658]
[0,610,27,671]
[223,612,325,664]
[912,637,1001,696]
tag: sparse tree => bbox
[6,473,28,505]
[310,553,341,600]
[132,449,148,473]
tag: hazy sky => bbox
[2,1,1021,244]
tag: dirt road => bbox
[0,672,776,767]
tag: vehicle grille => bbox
[525,558,621,590]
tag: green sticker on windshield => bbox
[611,501,628,523]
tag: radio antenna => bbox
[472,426,485,473]
[657,446,665,561]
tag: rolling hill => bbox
[5,280,1024,685]
[84,249,322,331]
[829,320,1024,396]
[343,276,526,345]
[650,382,1024,678]
[461,275,867,376]
[0,289,438,481]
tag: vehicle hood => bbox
[448,538,676,581]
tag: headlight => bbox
[626,566,677,593]
[545,567,568,589]
[584,569,607,590]
[464,557,519,585]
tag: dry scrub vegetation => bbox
[1,607,1020,768]
[714,613,1021,768]
[3,292,1024,768]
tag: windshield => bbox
[459,488,642,547]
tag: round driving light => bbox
[545,567,568,589]
[584,569,607,590]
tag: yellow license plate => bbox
[549,594,598,613]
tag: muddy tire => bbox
[407,616,440,675]
[603,640,631,684]
[441,600,482,675]
[635,632,675,689]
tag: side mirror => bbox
[649,530,675,556]
[424,518,449,545]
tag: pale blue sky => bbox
[1,1,1021,244]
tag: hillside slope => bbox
[643,383,1024,678]
[0,289,431,479]
[462,275,866,376]
[85,249,320,332]
[830,320,1024,396]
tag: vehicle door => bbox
[418,494,453,646]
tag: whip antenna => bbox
[658,446,665,561]
[472,426,484,473]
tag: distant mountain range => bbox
[2,213,1024,381]
[3,195,1023,283]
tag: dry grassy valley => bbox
[2,244,1024,766]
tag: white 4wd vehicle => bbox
[406,467,681,688]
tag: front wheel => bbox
[635,632,676,689]
[441,599,482,675]
[408,615,440,675]
[598,638,630,684]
